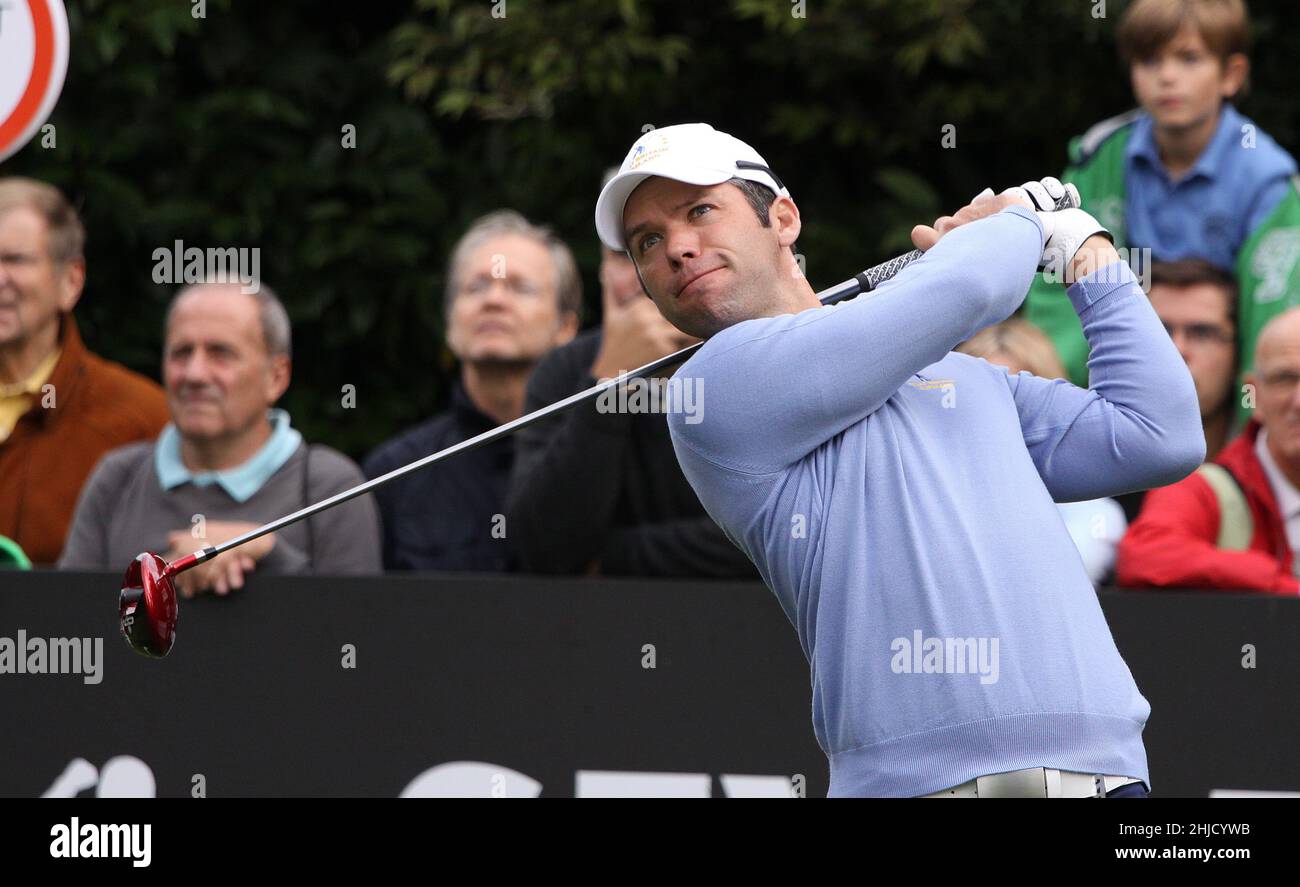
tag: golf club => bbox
[119,189,1077,657]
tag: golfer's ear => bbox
[772,196,801,248]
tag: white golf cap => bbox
[594,123,789,251]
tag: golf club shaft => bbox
[178,196,1072,571]
[172,262,897,569]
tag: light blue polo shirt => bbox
[155,408,303,502]
[1124,104,1296,269]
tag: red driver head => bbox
[119,552,178,658]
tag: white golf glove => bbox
[1003,177,1111,274]
[1011,176,1079,212]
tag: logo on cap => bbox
[627,132,669,171]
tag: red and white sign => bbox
[0,0,70,163]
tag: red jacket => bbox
[1117,419,1300,594]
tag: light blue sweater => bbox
[666,205,1205,797]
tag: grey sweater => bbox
[58,440,381,575]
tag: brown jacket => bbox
[0,314,169,565]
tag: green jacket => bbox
[1022,110,1300,425]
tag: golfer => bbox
[594,123,1205,798]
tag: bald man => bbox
[60,281,381,594]
[1119,307,1300,594]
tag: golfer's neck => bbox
[763,276,821,318]
[181,416,274,472]
[461,361,530,426]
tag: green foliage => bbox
[2,0,1296,461]
[389,0,688,119]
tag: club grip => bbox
[842,186,1079,299]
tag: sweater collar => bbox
[155,408,303,502]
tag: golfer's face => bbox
[622,178,771,339]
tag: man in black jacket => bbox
[506,183,758,579]
[365,210,579,571]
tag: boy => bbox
[1024,0,1298,425]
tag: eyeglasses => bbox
[1161,321,1234,346]
[459,275,542,299]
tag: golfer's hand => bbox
[911,188,1034,252]
[1008,176,1080,212]
[165,521,277,597]
[590,296,697,380]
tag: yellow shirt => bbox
[0,348,61,442]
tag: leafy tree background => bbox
[3,0,1296,460]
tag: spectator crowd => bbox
[3,0,1299,596]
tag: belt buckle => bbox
[1102,775,1141,795]
[1055,770,1105,798]
[975,767,1049,798]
